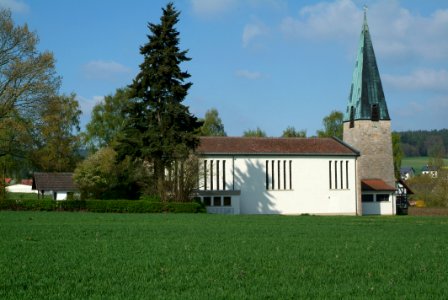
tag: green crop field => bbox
[402,156,448,174]
[1,212,447,298]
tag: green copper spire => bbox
[344,8,390,122]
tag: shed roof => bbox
[32,172,78,192]
[361,179,396,191]
[197,137,360,156]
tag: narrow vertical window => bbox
[266,160,269,190]
[204,160,207,190]
[277,160,281,190]
[289,160,292,190]
[329,161,332,189]
[346,161,349,189]
[210,160,214,190]
[216,160,220,190]
[350,106,355,128]
[271,160,275,190]
[334,161,338,189]
[371,104,379,121]
[340,161,343,189]
[223,160,226,190]
[283,160,287,190]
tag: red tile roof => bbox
[361,179,396,191]
[197,137,359,156]
[21,179,33,186]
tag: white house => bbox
[196,137,362,215]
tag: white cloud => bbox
[83,60,131,81]
[190,0,237,16]
[280,0,448,61]
[383,69,448,92]
[242,20,269,48]
[0,0,29,13]
[235,69,264,80]
[280,0,361,40]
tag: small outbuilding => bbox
[32,172,78,200]
[6,184,37,194]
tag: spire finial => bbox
[363,5,368,20]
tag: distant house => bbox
[421,165,437,178]
[400,167,415,180]
[6,184,38,194]
[32,172,78,200]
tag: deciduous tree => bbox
[199,108,226,136]
[83,88,130,152]
[392,132,403,180]
[282,126,306,138]
[243,127,267,137]
[316,110,343,139]
[32,94,81,172]
[0,9,59,124]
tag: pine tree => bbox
[118,3,200,199]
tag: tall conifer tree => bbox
[118,3,200,199]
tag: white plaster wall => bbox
[200,158,234,191]
[362,194,396,215]
[200,155,358,215]
[55,192,68,201]
[6,184,37,194]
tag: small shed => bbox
[32,172,78,200]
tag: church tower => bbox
[343,9,396,213]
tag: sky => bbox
[3,0,448,136]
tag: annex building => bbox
[196,11,398,215]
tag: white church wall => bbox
[199,155,358,215]
[362,193,396,215]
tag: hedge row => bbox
[0,199,205,213]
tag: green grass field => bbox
[1,212,447,298]
[402,156,448,174]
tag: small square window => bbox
[362,194,374,202]
[223,197,231,206]
[376,194,389,202]
[203,197,211,206]
[213,197,221,206]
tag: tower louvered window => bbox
[371,104,379,121]
[349,106,355,128]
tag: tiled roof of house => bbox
[197,137,360,156]
[400,167,414,174]
[21,179,33,186]
[422,165,437,172]
[361,179,396,191]
[32,172,78,192]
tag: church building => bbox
[196,11,396,215]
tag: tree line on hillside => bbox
[396,129,448,158]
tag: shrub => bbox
[0,199,204,213]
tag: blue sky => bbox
[4,0,448,136]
